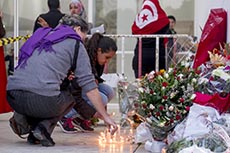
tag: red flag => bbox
[132,0,169,34]
[193,8,227,69]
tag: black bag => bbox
[9,112,31,139]
[60,41,80,90]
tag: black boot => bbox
[27,132,40,144]
[32,123,55,147]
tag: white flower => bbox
[190,94,196,100]
[146,117,152,124]
[181,86,185,91]
[149,70,155,75]
[164,73,169,79]
[192,78,197,84]
[148,70,155,80]
[168,68,173,73]
[158,122,166,127]
[212,67,230,81]
[170,92,176,98]
[138,87,144,93]
[178,74,184,79]
[149,104,155,110]
[141,101,146,105]
[185,62,190,68]
[169,105,174,111]
[181,60,186,66]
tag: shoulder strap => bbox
[70,40,80,72]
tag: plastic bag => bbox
[193,8,227,68]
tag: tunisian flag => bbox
[0,46,12,114]
[132,0,169,34]
[193,8,227,69]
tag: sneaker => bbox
[72,117,94,132]
[57,117,78,134]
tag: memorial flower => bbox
[134,57,199,140]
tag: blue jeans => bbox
[65,83,115,118]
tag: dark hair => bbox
[86,33,117,66]
[168,15,176,22]
[59,14,89,33]
[48,0,60,10]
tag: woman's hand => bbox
[38,17,49,27]
[67,71,75,80]
[103,115,118,135]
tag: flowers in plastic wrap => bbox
[166,103,230,153]
[134,56,199,141]
[166,133,229,153]
[194,44,230,113]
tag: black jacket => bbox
[33,9,65,32]
[132,24,169,78]
[0,17,5,38]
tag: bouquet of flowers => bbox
[133,56,200,141]
[194,43,230,113]
[166,132,229,153]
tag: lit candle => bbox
[117,125,120,138]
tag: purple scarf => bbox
[16,25,82,69]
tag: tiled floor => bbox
[0,103,149,153]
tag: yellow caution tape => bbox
[0,34,31,47]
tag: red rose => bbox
[163,95,168,100]
[156,112,160,116]
[162,82,168,87]
[179,98,184,103]
[150,89,154,94]
[134,103,139,108]
[159,105,164,111]
[170,118,174,123]
[176,115,181,120]
[142,103,147,109]
[185,106,190,111]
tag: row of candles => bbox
[98,125,134,144]
[98,125,135,153]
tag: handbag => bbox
[60,40,80,90]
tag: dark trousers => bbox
[7,90,75,135]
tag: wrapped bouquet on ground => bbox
[133,57,199,141]
[166,104,230,153]
[194,44,230,113]
[132,56,201,152]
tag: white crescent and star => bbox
[135,0,159,29]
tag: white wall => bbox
[194,0,230,42]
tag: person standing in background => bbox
[69,0,87,19]
[131,0,169,78]
[0,11,12,114]
[69,0,94,33]
[166,15,177,67]
[33,0,65,32]
[167,15,177,34]
[37,0,93,32]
